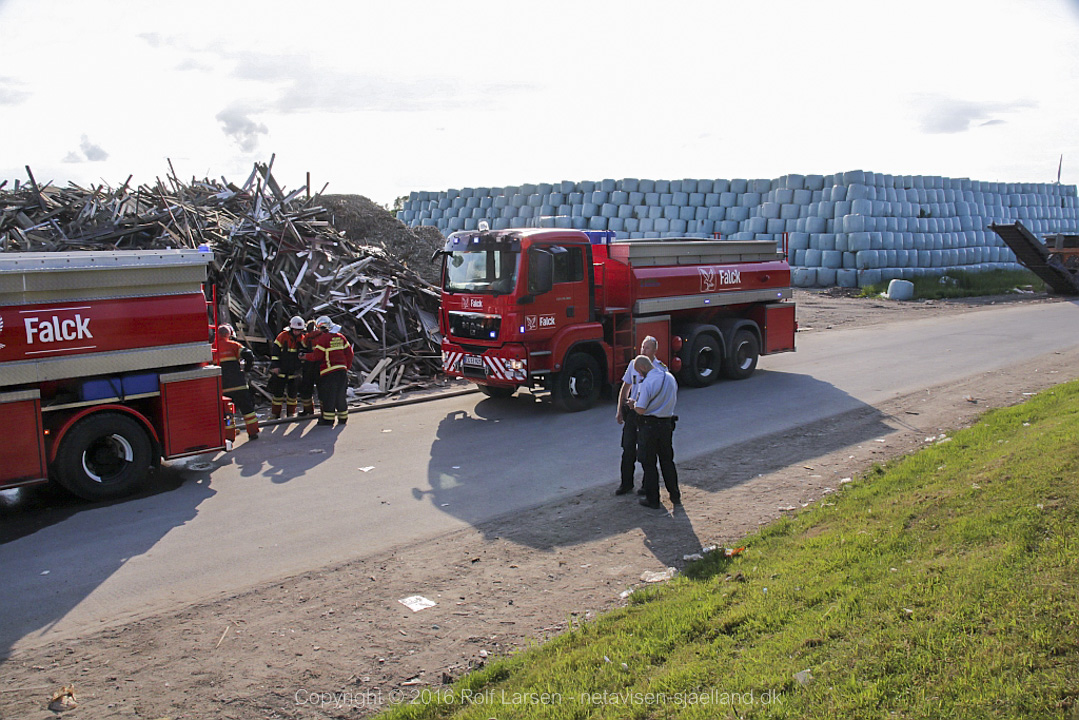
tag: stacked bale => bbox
[397,172,1079,288]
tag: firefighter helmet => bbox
[289,315,305,330]
[217,324,234,338]
[315,315,332,329]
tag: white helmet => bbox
[315,315,332,329]
[289,315,305,330]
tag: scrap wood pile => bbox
[0,161,448,402]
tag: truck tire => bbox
[724,328,760,380]
[553,353,601,412]
[54,413,153,501]
[478,385,516,399]
[680,333,723,387]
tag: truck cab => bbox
[438,228,609,410]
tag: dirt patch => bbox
[2,293,1077,720]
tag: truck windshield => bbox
[443,250,519,294]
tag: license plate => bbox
[462,355,484,368]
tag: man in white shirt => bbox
[615,336,666,496]
[627,354,680,509]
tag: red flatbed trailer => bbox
[0,250,228,500]
[437,229,795,411]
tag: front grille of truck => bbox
[448,311,501,341]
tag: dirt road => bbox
[2,290,1076,720]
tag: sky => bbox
[1,0,1078,208]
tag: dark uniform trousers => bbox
[619,404,639,489]
[638,415,679,504]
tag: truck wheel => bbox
[724,329,760,380]
[479,385,516,399]
[54,413,153,501]
[680,333,723,387]
[553,353,601,412]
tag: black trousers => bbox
[298,361,320,403]
[638,416,679,504]
[318,369,349,422]
[619,405,639,488]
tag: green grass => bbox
[859,269,1046,299]
[377,380,1079,720]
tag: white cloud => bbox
[0,76,29,105]
[215,106,268,153]
[915,96,1037,134]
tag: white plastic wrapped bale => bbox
[745,217,767,234]
[857,269,883,287]
[639,179,655,193]
[618,204,634,219]
[719,192,738,208]
[804,248,823,267]
[699,179,714,193]
[679,206,696,221]
[728,206,751,222]
[663,205,679,220]
[655,218,670,233]
[602,203,618,218]
[806,216,828,233]
[672,191,689,206]
[620,178,640,192]
[787,232,810,250]
[740,192,762,207]
[837,268,858,287]
[609,217,625,232]
[639,218,654,232]
[555,216,573,229]
[767,219,786,234]
[817,268,838,286]
[792,267,817,287]
[822,250,844,268]
[670,219,687,234]
[780,204,800,220]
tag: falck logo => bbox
[0,314,4,349]
[525,315,538,331]
[699,267,717,293]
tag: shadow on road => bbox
[421,370,900,567]
[0,461,216,659]
[0,419,344,659]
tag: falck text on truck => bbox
[22,307,94,345]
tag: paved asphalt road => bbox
[1,300,1077,655]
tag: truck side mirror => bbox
[526,248,554,296]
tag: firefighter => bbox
[268,315,306,418]
[297,318,322,416]
[214,324,260,440]
[305,315,354,426]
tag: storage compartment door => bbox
[761,303,796,353]
[633,315,671,366]
[0,390,47,488]
[158,368,225,458]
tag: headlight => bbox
[507,359,526,371]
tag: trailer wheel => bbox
[54,413,153,501]
[553,353,601,412]
[724,329,760,380]
[680,333,723,387]
[478,385,516,399]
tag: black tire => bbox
[478,384,516,399]
[724,328,760,380]
[54,413,153,501]
[552,353,602,412]
[679,333,723,387]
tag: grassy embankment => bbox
[379,380,1079,720]
[859,268,1045,300]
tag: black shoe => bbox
[317,419,334,426]
[636,488,647,496]
[337,419,347,426]
[670,495,682,505]
[248,432,260,440]
[615,485,634,496]
[639,498,662,509]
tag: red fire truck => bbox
[0,250,229,500]
[438,229,796,411]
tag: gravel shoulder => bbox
[2,290,1077,720]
